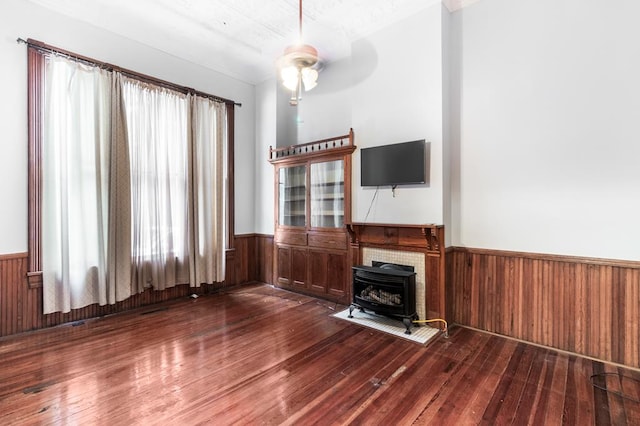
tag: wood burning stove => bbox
[349,262,418,334]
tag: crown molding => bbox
[442,0,482,12]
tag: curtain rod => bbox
[17,38,242,107]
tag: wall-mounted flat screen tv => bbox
[361,140,426,187]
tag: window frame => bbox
[26,39,236,287]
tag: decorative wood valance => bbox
[268,128,354,163]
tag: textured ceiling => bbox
[27,0,476,84]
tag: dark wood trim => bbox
[232,232,275,240]
[27,46,43,279]
[253,233,276,239]
[26,272,43,289]
[0,252,28,261]
[226,103,235,249]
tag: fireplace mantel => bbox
[345,222,447,324]
[346,223,443,254]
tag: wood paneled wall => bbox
[8,237,637,369]
[255,234,274,285]
[0,234,272,338]
[447,247,640,369]
[0,253,37,336]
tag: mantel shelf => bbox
[345,222,444,255]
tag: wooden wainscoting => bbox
[255,234,274,285]
[0,234,269,338]
[0,253,36,336]
[447,247,640,369]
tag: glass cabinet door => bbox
[278,165,306,227]
[310,160,344,228]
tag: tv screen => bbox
[361,140,426,187]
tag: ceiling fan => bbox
[276,0,322,106]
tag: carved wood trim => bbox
[420,226,441,252]
[345,223,444,256]
[27,272,43,289]
[269,128,355,163]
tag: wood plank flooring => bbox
[1,283,639,425]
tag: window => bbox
[27,40,236,313]
[122,78,190,262]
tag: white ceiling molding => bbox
[442,0,483,12]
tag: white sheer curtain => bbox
[189,96,226,285]
[42,57,114,314]
[40,55,228,314]
[122,77,190,292]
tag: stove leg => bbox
[348,304,355,318]
[402,317,412,335]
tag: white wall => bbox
[275,82,298,147]
[30,0,635,262]
[296,56,353,143]
[450,0,640,260]
[442,6,453,247]
[274,55,353,147]
[0,0,256,254]
[352,7,445,225]
[257,5,446,234]
[255,79,276,235]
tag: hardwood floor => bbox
[1,284,639,425]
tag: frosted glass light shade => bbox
[301,68,318,91]
[281,66,299,91]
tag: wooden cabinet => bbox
[269,130,355,304]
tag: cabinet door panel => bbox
[276,246,291,287]
[309,251,328,293]
[291,248,307,288]
[327,252,348,300]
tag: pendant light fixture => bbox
[277,0,319,106]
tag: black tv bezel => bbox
[360,139,426,187]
